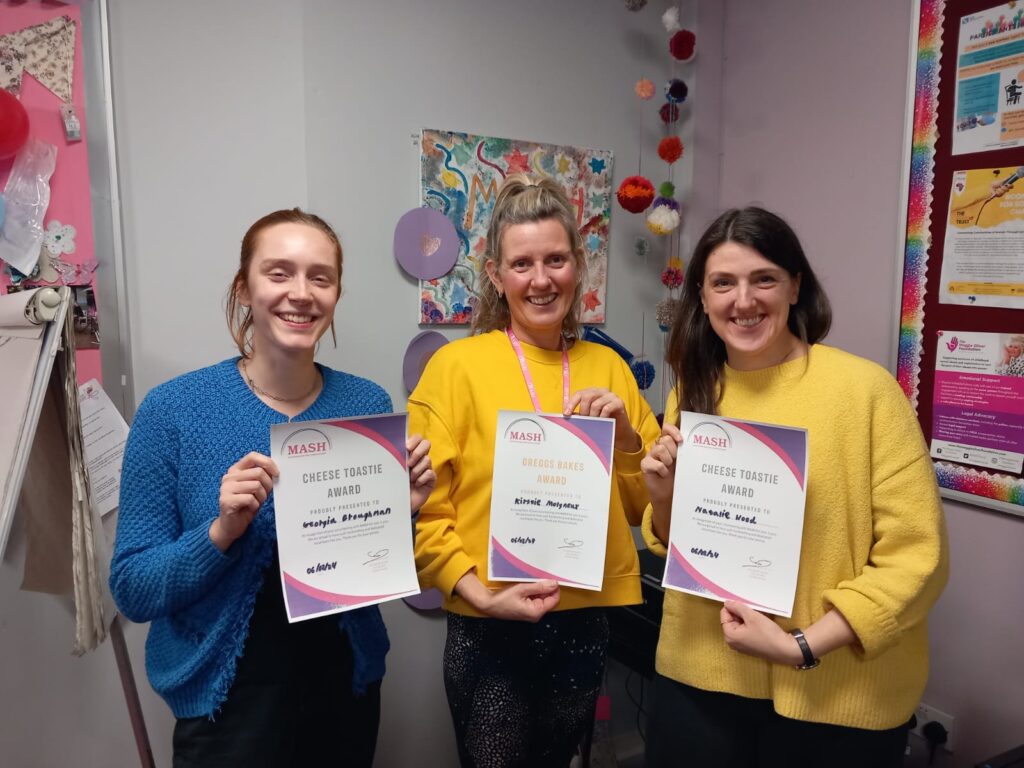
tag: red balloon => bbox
[0,88,30,160]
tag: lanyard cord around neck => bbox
[505,327,570,413]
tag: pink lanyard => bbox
[506,327,570,413]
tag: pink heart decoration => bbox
[421,234,441,257]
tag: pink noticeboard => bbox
[0,3,100,384]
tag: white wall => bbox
[1,1,697,766]
[712,2,1024,766]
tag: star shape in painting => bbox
[582,289,601,312]
[589,192,605,209]
[556,155,571,174]
[586,233,601,253]
[589,157,607,174]
[505,148,531,174]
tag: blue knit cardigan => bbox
[110,358,393,718]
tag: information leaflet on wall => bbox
[77,379,129,517]
[953,3,1024,155]
[488,410,615,591]
[941,167,1024,308]
[271,414,420,622]
[662,413,808,619]
[931,330,1024,474]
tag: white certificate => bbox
[663,412,808,618]
[488,410,615,591]
[271,414,420,622]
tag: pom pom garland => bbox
[635,78,655,100]
[665,78,689,104]
[656,297,682,331]
[658,181,676,198]
[659,102,680,124]
[658,136,683,164]
[662,7,681,32]
[646,197,681,235]
[631,358,656,391]
[616,175,655,213]
[661,265,684,289]
[669,29,697,62]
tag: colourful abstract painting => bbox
[419,128,614,325]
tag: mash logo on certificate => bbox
[271,414,419,622]
[488,410,616,591]
[663,412,808,618]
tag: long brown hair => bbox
[667,207,832,415]
[225,208,344,357]
[471,173,588,340]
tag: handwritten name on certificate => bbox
[663,412,808,618]
[488,410,616,591]
[271,414,420,622]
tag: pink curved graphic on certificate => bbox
[541,416,611,473]
[325,419,406,468]
[724,420,804,489]
[490,537,588,587]
[667,544,777,612]
[283,571,403,606]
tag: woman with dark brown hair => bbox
[641,206,948,768]
[110,208,434,767]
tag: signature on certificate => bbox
[741,557,772,569]
[363,549,390,566]
[558,539,584,550]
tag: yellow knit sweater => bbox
[642,344,948,730]
[410,330,661,616]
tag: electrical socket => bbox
[912,702,955,752]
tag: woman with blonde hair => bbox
[111,208,434,767]
[410,174,660,766]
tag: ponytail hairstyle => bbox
[225,208,344,357]
[472,173,588,340]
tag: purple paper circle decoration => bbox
[393,207,459,280]
[402,587,444,612]
[402,330,448,393]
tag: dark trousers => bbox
[645,674,909,768]
[444,609,609,768]
[173,559,381,768]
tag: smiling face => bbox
[236,222,341,358]
[485,218,578,350]
[700,241,802,371]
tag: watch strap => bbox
[789,628,820,670]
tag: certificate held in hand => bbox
[271,413,420,622]
[488,410,616,591]
[663,412,808,618]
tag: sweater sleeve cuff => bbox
[433,551,479,598]
[614,443,645,475]
[640,503,668,557]
[184,523,241,577]
[822,587,901,659]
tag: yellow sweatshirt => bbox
[410,330,661,616]
[642,344,948,730]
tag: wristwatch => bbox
[789,628,820,670]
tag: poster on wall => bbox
[953,2,1024,155]
[419,128,613,325]
[898,0,1023,516]
[940,167,1024,308]
[930,330,1024,473]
